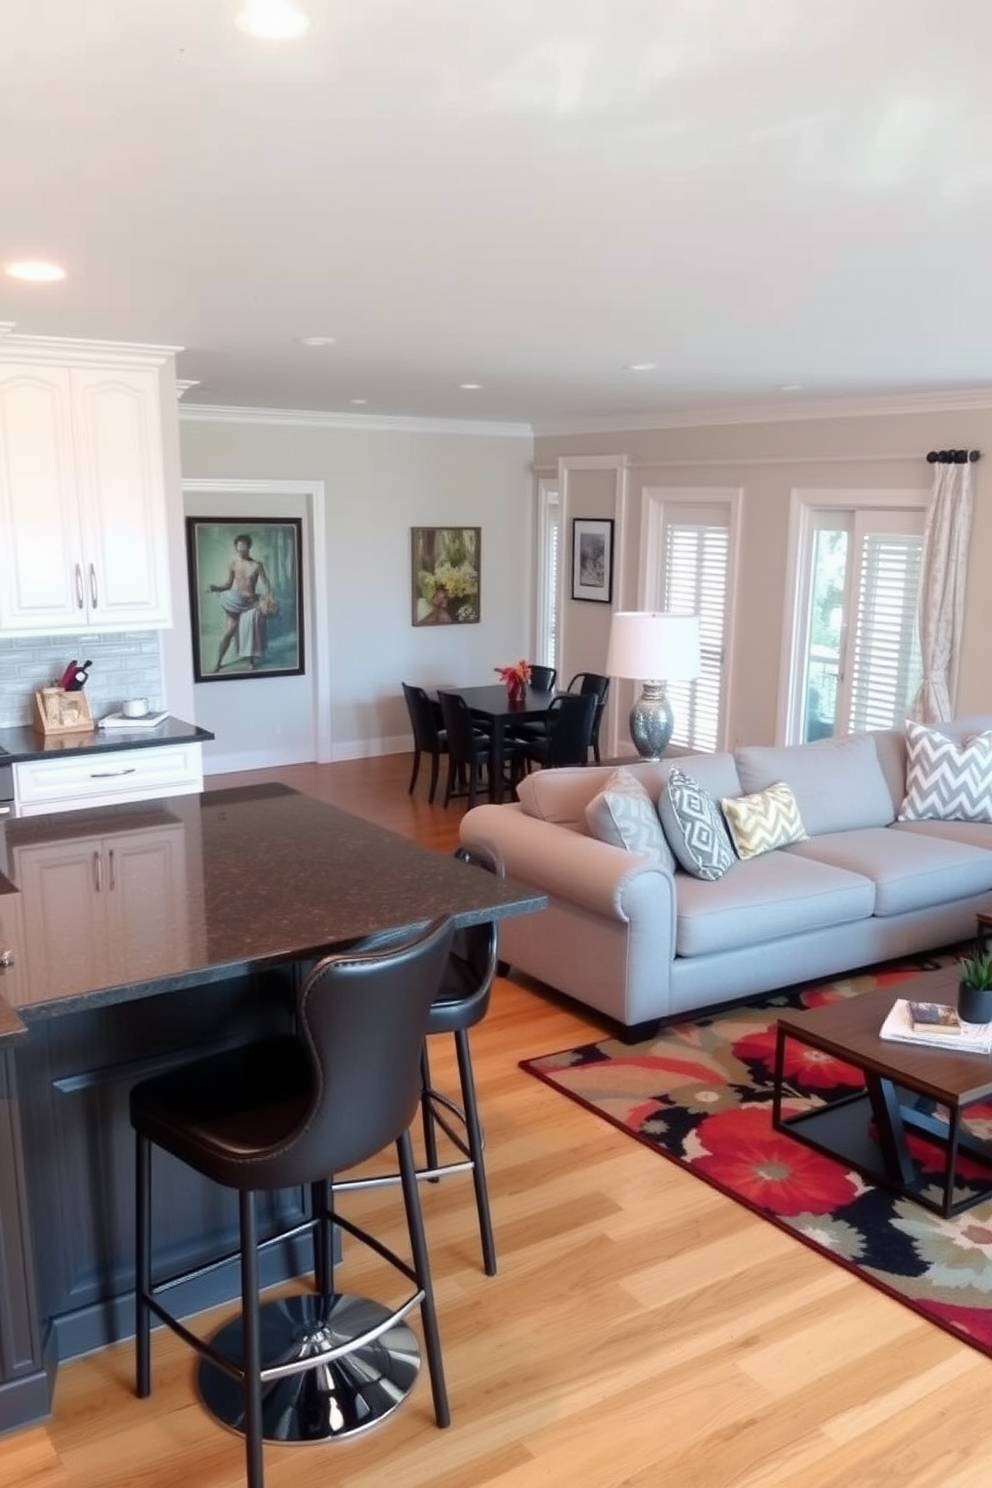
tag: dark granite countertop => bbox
[0,784,545,1039]
[0,715,213,763]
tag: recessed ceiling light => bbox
[236,3,311,40]
[779,383,804,392]
[295,335,335,347]
[459,382,482,391]
[624,361,656,373]
[5,260,66,282]
[350,398,368,406]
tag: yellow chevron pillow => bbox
[720,781,807,860]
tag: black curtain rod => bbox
[926,448,981,463]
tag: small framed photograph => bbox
[571,518,614,603]
[411,526,481,625]
[186,518,305,682]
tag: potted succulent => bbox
[957,948,992,1025]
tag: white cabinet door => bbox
[107,824,188,978]
[14,839,110,998]
[72,366,172,629]
[14,824,188,999]
[0,364,86,631]
[0,358,173,634]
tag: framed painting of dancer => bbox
[185,517,305,682]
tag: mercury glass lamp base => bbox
[629,682,674,761]
[197,1292,421,1444]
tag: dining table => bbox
[449,685,559,802]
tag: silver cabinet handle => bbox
[75,563,84,609]
[92,849,102,893]
[89,766,137,778]
[89,562,98,609]
[108,847,116,891]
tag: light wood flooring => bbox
[6,755,992,1488]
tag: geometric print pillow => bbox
[658,767,736,880]
[584,767,676,870]
[720,781,808,860]
[898,721,992,822]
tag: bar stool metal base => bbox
[197,1293,421,1443]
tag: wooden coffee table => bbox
[772,966,992,1217]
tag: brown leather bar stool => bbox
[337,847,499,1275]
[130,917,455,1488]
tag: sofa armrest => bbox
[460,802,678,1029]
[459,803,675,926]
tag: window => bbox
[535,479,559,670]
[642,491,737,753]
[787,498,925,744]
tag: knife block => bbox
[33,687,94,736]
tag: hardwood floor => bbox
[8,755,992,1488]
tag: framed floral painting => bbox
[411,526,481,625]
[186,517,305,681]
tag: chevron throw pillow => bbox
[658,767,736,880]
[585,767,676,869]
[899,722,992,822]
[721,781,808,860]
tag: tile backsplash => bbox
[0,632,163,729]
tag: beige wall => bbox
[538,408,992,749]
[176,413,533,769]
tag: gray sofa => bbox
[459,716,992,1038]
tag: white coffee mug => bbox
[123,698,149,719]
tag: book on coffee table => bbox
[907,1000,962,1035]
[880,997,992,1054]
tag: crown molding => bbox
[176,379,201,399]
[531,387,992,437]
[179,401,533,439]
[0,328,183,365]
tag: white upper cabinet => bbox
[0,346,175,634]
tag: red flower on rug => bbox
[731,1025,864,1091]
[688,1106,861,1215]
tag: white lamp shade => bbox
[606,612,701,682]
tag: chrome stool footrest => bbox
[197,1293,421,1443]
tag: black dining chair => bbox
[130,917,456,1488]
[336,845,500,1276]
[402,682,448,803]
[567,672,611,762]
[528,664,557,692]
[511,691,597,783]
[437,691,491,809]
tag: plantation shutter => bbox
[547,497,560,666]
[846,527,923,732]
[661,504,729,751]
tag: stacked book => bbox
[880,998,992,1055]
[98,710,169,730]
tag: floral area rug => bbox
[521,951,992,1358]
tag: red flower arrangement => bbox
[495,658,531,702]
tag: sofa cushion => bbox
[735,732,894,836]
[659,768,735,881]
[674,852,874,957]
[585,767,676,869]
[720,781,808,860]
[788,827,992,916]
[898,721,992,823]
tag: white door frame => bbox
[181,478,331,762]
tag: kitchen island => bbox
[0,784,544,1434]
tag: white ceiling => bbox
[4,0,992,432]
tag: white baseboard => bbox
[204,734,413,775]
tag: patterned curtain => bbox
[910,451,976,723]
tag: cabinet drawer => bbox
[14,744,203,816]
